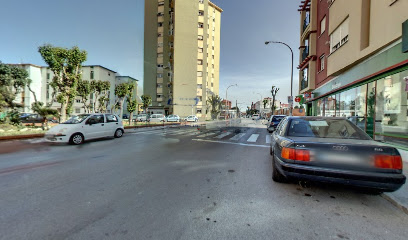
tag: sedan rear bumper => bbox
[275,156,406,192]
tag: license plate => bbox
[316,152,365,165]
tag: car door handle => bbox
[101,124,104,126]
[116,123,118,125]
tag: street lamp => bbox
[265,41,294,116]
[226,84,237,119]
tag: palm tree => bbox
[207,95,223,120]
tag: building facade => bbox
[11,64,138,116]
[299,0,408,149]
[144,0,222,119]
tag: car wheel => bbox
[114,129,124,138]
[272,154,287,183]
[70,133,84,145]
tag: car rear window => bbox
[287,119,370,140]
[272,116,284,122]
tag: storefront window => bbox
[325,95,336,117]
[366,82,376,138]
[316,99,324,116]
[374,70,408,146]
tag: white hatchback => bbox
[149,114,166,122]
[45,114,124,145]
[186,115,199,122]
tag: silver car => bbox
[167,114,180,122]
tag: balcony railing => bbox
[303,17,310,32]
[302,46,309,62]
[300,78,308,91]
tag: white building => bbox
[11,64,138,115]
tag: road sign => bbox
[295,96,301,103]
[288,96,293,104]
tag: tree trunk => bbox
[60,98,68,122]
[129,112,133,124]
[120,99,125,119]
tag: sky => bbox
[0,0,300,111]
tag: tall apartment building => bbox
[298,0,408,148]
[10,64,138,115]
[144,0,222,119]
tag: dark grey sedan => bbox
[269,116,406,192]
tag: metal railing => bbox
[302,46,309,62]
[300,78,308,90]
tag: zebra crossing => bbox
[129,127,272,146]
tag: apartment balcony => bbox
[197,65,203,71]
[197,77,203,84]
[197,89,203,96]
[157,78,163,84]
[157,88,163,94]
[302,47,309,62]
[300,78,309,91]
[302,18,310,33]
[157,98,163,102]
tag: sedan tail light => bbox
[281,147,310,162]
[374,155,402,170]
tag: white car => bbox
[166,114,180,122]
[135,114,148,122]
[44,113,124,145]
[252,114,260,120]
[149,114,166,122]
[186,115,199,122]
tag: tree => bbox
[31,102,58,130]
[126,83,137,123]
[38,44,87,122]
[270,86,280,114]
[113,83,131,118]
[0,62,30,111]
[207,95,223,120]
[77,79,91,113]
[141,95,152,114]
[90,80,110,113]
[262,99,268,109]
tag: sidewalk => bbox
[381,149,408,214]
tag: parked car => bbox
[166,114,180,122]
[252,114,260,120]
[135,114,148,122]
[122,114,129,119]
[20,114,44,123]
[149,114,166,122]
[44,113,124,145]
[186,115,199,122]
[267,115,286,133]
[269,116,406,192]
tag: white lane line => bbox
[197,132,219,138]
[266,135,271,144]
[185,131,201,136]
[192,139,268,148]
[214,132,232,139]
[247,134,259,143]
[229,133,246,141]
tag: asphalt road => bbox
[0,118,407,240]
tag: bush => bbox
[7,109,21,126]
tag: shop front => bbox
[307,41,408,149]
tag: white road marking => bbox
[196,132,218,138]
[192,139,268,148]
[229,133,246,141]
[266,135,271,144]
[247,134,259,143]
[214,132,232,139]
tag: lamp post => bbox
[265,41,294,116]
[226,84,237,119]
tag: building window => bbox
[158,42,163,47]
[212,55,214,59]
[197,84,202,89]
[199,0,204,3]
[75,108,81,113]
[157,84,163,88]
[158,53,163,58]
[168,72,172,77]
[198,47,203,53]
[157,73,163,78]
[158,22,163,27]
[157,64,163,68]
[197,71,203,77]
[212,73,214,78]
[198,35,204,40]
[76,99,81,103]
[198,96,203,101]
[158,1,164,6]
[197,109,202,114]
[320,16,326,35]
[90,71,94,79]
[46,73,50,80]
[108,72,110,76]
[198,23,204,28]
[158,33,163,37]
[330,18,349,53]
[211,83,214,87]
[198,10,204,16]
[157,12,164,16]
[197,60,203,65]
[319,55,325,72]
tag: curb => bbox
[0,133,45,141]
[124,123,181,129]
[381,193,408,215]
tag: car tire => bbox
[69,133,84,145]
[272,154,287,183]
[114,129,124,138]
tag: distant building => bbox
[10,64,138,115]
[144,0,223,119]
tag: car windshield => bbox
[287,118,371,140]
[62,114,90,124]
